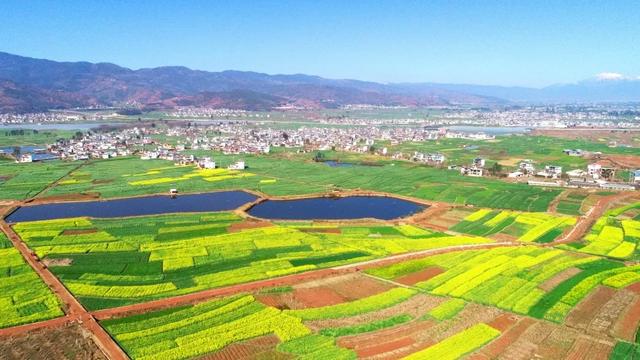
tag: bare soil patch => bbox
[201,334,290,360]
[605,154,640,168]
[30,193,99,204]
[395,266,444,286]
[42,258,73,267]
[491,233,518,242]
[587,289,635,337]
[355,337,415,358]
[0,323,106,360]
[227,220,273,233]
[477,317,535,359]
[62,228,98,235]
[613,295,640,342]
[92,179,113,185]
[539,267,582,292]
[565,286,616,331]
[293,287,346,308]
[487,313,519,332]
[299,227,341,234]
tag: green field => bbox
[0,160,78,200]
[12,214,491,310]
[43,153,561,211]
[0,231,63,328]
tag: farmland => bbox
[449,208,576,243]
[11,213,492,310]
[366,246,640,323]
[0,160,78,200]
[39,154,561,211]
[563,201,640,260]
[98,267,640,359]
[0,231,63,328]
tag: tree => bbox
[490,162,503,175]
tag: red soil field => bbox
[202,335,285,360]
[613,296,640,342]
[293,287,346,307]
[565,286,616,330]
[227,220,273,233]
[394,266,444,286]
[355,337,415,358]
[478,317,536,359]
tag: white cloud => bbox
[595,72,625,81]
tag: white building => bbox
[228,160,246,170]
[461,166,483,177]
[198,157,216,169]
[519,160,535,174]
[473,158,486,168]
[634,170,640,183]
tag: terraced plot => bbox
[11,214,491,310]
[367,246,640,323]
[450,208,576,243]
[564,201,640,260]
[0,231,63,328]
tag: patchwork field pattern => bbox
[102,295,315,360]
[367,246,640,323]
[450,209,576,243]
[11,214,492,310]
[100,267,640,359]
[0,231,63,328]
[566,202,640,260]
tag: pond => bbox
[324,161,354,167]
[5,191,258,222]
[247,196,426,220]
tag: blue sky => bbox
[1,0,638,87]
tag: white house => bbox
[519,160,535,174]
[473,158,486,168]
[461,166,483,177]
[198,157,216,169]
[228,160,246,170]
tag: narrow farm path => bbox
[554,191,640,245]
[0,219,129,360]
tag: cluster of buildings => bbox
[439,105,640,129]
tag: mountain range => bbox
[1,51,639,113]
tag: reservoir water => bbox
[247,196,425,220]
[5,191,258,222]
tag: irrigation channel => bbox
[5,191,427,222]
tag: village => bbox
[3,120,639,192]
